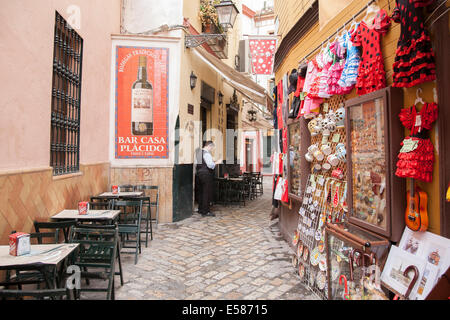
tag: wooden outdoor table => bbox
[0,243,79,289]
[51,209,121,223]
[97,191,143,198]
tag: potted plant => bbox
[199,0,220,32]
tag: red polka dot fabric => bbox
[249,38,277,75]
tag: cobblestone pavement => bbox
[84,180,317,300]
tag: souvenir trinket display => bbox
[346,87,405,240]
[293,93,350,300]
[288,121,308,197]
[292,254,298,268]
[325,222,390,300]
[278,0,445,302]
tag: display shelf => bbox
[287,117,310,201]
[345,87,406,242]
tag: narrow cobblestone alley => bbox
[104,180,318,300]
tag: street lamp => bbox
[214,0,240,31]
[185,0,240,55]
[190,71,197,90]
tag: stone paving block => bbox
[236,283,257,294]
[244,291,264,300]
[213,272,231,280]
[217,283,239,294]
[250,278,267,286]
[256,284,275,294]
[224,292,243,300]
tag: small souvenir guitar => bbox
[405,178,428,232]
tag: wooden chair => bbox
[253,172,263,196]
[34,220,78,243]
[1,262,56,290]
[112,199,143,265]
[69,224,122,300]
[88,200,113,211]
[0,288,70,300]
[119,184,135,192]
[134,185,159,245]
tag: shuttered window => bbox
[50,12,83,175]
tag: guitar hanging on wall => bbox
[405,178,428,232]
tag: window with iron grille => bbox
[50,12,83,175]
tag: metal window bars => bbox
[50,12,83,176]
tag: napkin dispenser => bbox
[9,232,31,256]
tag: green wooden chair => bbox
[34,220,78,243]
[69,224,121,300]
[112,199,143,264]
[134,185,159,246]
[119,184,135,192]
[89,200,113,210]
[253,172,263,196]
[0,288,70,300]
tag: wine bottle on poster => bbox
[131,55,153,136]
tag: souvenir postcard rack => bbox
[295,95,349,299]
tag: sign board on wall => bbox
[115,46,169,159]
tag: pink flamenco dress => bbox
[301,57,323,119]
[327,39,352,96]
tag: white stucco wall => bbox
[122,0,183,35]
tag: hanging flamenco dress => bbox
[395,102,438,183]
[301,58,323,118]
[351,10,391,95]
[327,39,350,96]
[391,0,436,87]
[338,28,361,90]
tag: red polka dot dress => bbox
[395,102,438,183]
[351,10,391,95]
[391,0,436,87]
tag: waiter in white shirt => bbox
[195,141,219,217]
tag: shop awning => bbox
[193,46,274,111]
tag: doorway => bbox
[245,138,254,173]
[200,99,210,138]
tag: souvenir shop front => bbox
[272,0,450,300]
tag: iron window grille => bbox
[50,12,83,175]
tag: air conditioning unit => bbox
[238,39,250,73]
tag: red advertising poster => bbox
[115,46,169,158]
[248,37,277,75]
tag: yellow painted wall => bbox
[274,0,316,39]
[274,0,442,234]
[178,0,244,165]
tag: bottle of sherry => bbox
[131,55,153,135]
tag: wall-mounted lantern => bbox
[190,71,198,90]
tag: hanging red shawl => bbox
[282,127,288,154]
[281,178,289,203]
